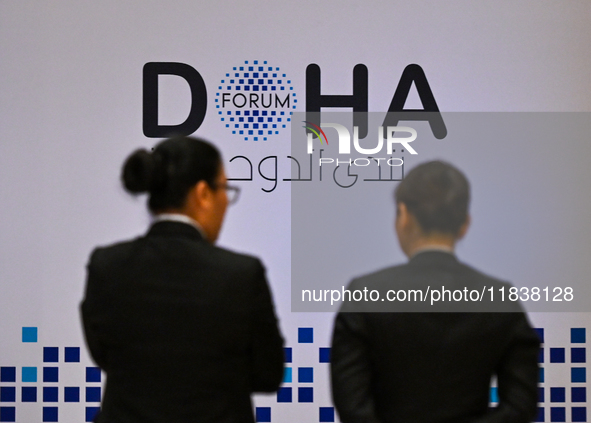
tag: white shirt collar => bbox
[153,213,207,239]
[411,244,455,258]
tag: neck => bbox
[405,234,456,258]
[154,210,209,242]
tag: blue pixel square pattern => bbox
[535,407,544,422]
[551,387,565,402]
[571,348,586,363]
[538,348,544,363]
[538,387,544,403]
[86,407,100,422]
[319,348,331,363]
[320,407,335,422]
[43,407,58,422]
[283,367,292,383]
[540,368,545,383]
[0,407,16,422]
[22,327,37,343]
[489,387,498,403]
[535,328,544,343]
[65,347,80,362]
[0,368,15,383]
[86,367,101,382]
[43,367,58,382]
[277,387,292,403]
[298,367,313,383]
[43,387,58,402]
[284,347,292,363]
[550,407,565,422]
[21,387,36,402]
[43,347,58,363]
[22,367,37,383]
[572,328,586,343]
[0,388,15,403]
[298,328,313,343]
[550,348,565,363]
[298,387,313,403]
[86,387,101,402]
[572,407,586,422]
[255,407,271,422]
[572,387,586,402]
[65,387,80,402]
[572,368,586,383]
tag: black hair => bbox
[121,136,222,213]
[394,160,470,236]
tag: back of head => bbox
[395,160,470,236]
[121,136,221,213]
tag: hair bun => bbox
[121,149,158,194]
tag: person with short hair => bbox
[331,160,540,423]
[81,136,284,423]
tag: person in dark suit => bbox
[81,136,284,423]
[331,161,540,423]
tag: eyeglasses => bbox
[211,183,241,205]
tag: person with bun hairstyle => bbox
[81,136,284,423]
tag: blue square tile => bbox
[320,407,335,422]
[43,387,58,402]
[550,348,565,363]
[0,407,16,422]
[489,387,498,403]
[298,387,313,403]
[319,348,331,363]
[572,328,586,343]
[284,348,292,363]
[572,368,586,383]
[572,387,586,402]
[85,407,100,422]
[43,347,58,363]
[21,387,36,402]
[65,347,80,363]
[0,368,15,383]
[65,387,79,402]
[277,387,292,403]
[298,328,313,343]
[298,367,313,383]
[550,407,565,422]
[571,348,586,363]
[22,367,37,383]
[43,407,58,422]
[0,388,15,403]
[551,387,565,402]
[255,407,271,422]
[283,367,292,383]
[540,368,545,383]
[86,387,101,403]
[538,348,544,363]
[538,387,545,403]
[534,328,544,343]
[535,407,545,422]
[43,367,58,382]
[572,407,586,422]
[22,327,37,343]
[86,367,101,383]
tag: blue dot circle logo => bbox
[216,60,296,141]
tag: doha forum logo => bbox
[216,60,297,141]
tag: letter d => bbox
[143,62,207,137]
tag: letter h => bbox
[305,64,368,138]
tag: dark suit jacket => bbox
[81,221,284,423]
[331,251,540,423]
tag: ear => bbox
[192,180,213,208]
[396,202,411,229]
[456,214,471,240]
